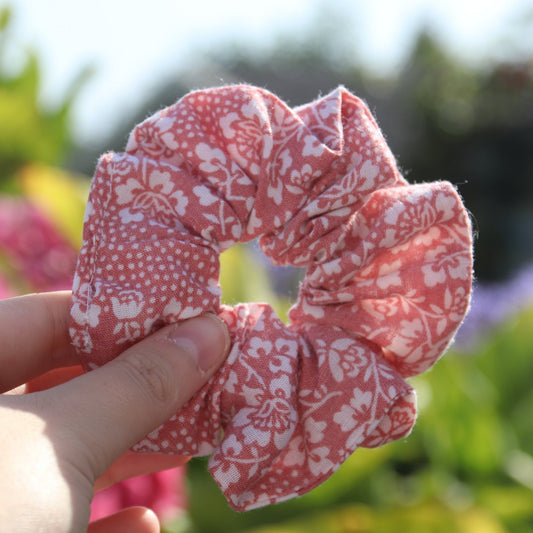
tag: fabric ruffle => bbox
[70,85,473,510]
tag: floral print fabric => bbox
[70,85,473,510]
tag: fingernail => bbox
[167,314,230,373]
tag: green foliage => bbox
[177,250,533,533]
[0,6,89,187]
[0,5,530,530]
[219,244,293,321]
[407,32,481,136]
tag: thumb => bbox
[49,314,230,480]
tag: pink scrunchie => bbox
[70,85,473,510]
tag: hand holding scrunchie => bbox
[70,85,473,511]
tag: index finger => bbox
[0,291,78,393]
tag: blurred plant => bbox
[0,8,188,529]
[0,2,87,292]
[219,242,294,322]
[183,255,533,533]
[1,4,532,530]
[91,469,188,526]
[0,7,91,185]
[0,194,77,291]
[0,166,190,528]
[455,263,533,351]
[0,4,87,290]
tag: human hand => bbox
[0,291,230,533]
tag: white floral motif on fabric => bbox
[69,85,473,511]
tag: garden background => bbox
[1,2,532,531]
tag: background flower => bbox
[454,262,533,351]
[0,17,190,528]
[2,4,533,530]
[90,468,187,524]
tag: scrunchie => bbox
[70,85,473,511]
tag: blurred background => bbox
[0,0,532,531]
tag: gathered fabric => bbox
[70,85,473,511]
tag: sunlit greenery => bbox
[0,5,532,532]
[0,6,90,188]
[164,270,533,533]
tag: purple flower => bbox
[454,264,533,351]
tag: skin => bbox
[0,291,230,533]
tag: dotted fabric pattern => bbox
[70,85,473,511]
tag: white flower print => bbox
[422,245,471,287]
[247,337,273,360]
[69,85,473,511]
[119,207,144,224]
[237,376,296,450]
[304,417,327,444]
[360,160,379,181]
[196,143,227,173]
[278,149,293,175]
[212,463,242,491]
[161,297,183,321]
[302,135,325,157]
[71,302,101,328]
[221,433,243,456]
[307,446,335,477]
[387,318,425,356]
[70,278,102,328]
[115,167,188,225]
[288,164,315,193]
[111,290,144,319]
[284,435,305,467]
[315,337,363,383]
[220,100,273,176]
[334,388,373,432]
[111,290,145,344]
[328,339,366,383]
[125,114,180,158]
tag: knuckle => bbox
[119,348,176,405]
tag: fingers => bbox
[88,507,159,533]
[94,451,190,492]
[25,366,84,393]
[44,314,230,481]
[0,292,77,393]
[25,367,191,491]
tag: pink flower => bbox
[0,196,189,524]
[90,467,188,524]
[0,198,76,291]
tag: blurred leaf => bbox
[477,484,533,527]
[0,16,89,180]
[505,450,533,491]
[456,307,533,457]
[220,243,292,322]
[295,446,396,507]
[411,353,507,478]
[241,504,373,533]
[241,501,507,533]
[7,49,39,97]
[162,513,195,533]
[0,5,11,32]
[59,63,95,113]
[410,31,480,135]
[476,309,533,412]
[18,164,89,248]
[188,272,533,532]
